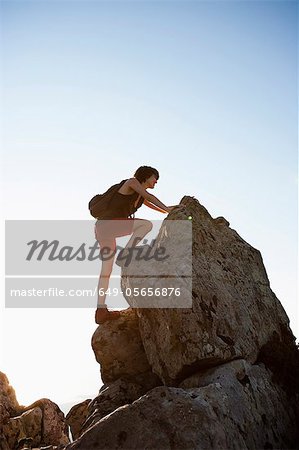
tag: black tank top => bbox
[104,180,144,219]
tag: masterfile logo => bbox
[5,219,192,308]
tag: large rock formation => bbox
[0,372,70,449]
[5,196,298,449]
[65,359,298,450]
[64,196,298,449]
[121,196,293,385]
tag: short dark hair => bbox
[134,166,159,183]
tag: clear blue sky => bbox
[0,0,297,413]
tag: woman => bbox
[94,165,185,324]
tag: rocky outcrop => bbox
[67,196,296,449]
[0,372,70,449]
[6,196,299,449]
[65,359,299,450]
[120,196,293,385]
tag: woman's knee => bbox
[141,219,153,233]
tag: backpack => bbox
[88,179,127,219]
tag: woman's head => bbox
[134,166,159,184]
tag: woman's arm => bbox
[129,178,186,213]
[129,178,169,211]
[143,199,167,213]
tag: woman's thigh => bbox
[95,218,150,243]
[129,218,152,234]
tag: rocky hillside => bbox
[1,196,298,449]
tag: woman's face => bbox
[146,174,158,189]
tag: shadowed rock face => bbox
[66,399,91,441]
[65,359,299,450]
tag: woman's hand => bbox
[165,205,186,213]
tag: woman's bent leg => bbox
[123,219,153,250]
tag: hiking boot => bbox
[95,306,121,324]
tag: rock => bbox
[120,211,192,309]
[214,216,230,226]
[91,308,154,383]
[66,399,91,441]
[79,372,162,437]
[64,359,299,450]
[0,373,70,449]
[0,371,23,449]
[120,196,295,385]
[31,398,69,446]
[3,407,42,449]
[85,309,162,440]
[0,435,10,450]
[0,371,19,417]
[255,325,299,398]
[82,195,298,448]
[5,194,299,449]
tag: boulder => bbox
[65,359,299,450]
[91,308,154,383]
[0,373,70,449]
[0,371,19,417]
[66,399,91,441]
[79,372,162,437]
[32,398,69,446]
[0,371,23,449]
[120,196,295,385]
[3,406,42,449]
